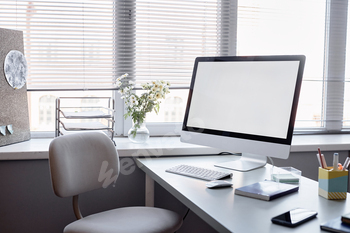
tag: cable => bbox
[267,156,274,167]
[267,156,274,181]
[183,208,190,220]
[174,208,191,233]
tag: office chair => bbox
[49,132,183,233]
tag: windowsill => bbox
[0,136,222,160]
[0,134,350,160]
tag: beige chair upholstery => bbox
[49,132,182,233]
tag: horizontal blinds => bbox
[320,0,347,130]
[0,0,235,90]
[134,0,236,87]
[236,0,329,130]
[0,0,117,90]
[343,0,350,128]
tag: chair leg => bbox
[73,195,83,220]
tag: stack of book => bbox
[234,180,299,201]
[321,213,350,233]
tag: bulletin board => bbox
[0,28,31,146]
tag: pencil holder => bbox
[318,167,348,200]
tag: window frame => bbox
[116,0,238,136]
[28,0,350,137]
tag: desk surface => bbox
[136,155,350,233]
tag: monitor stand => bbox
[214,153,267,172]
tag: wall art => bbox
[4,50,27,89]
[0,28,30,146]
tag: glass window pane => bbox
[343,84,350,127]
[28,91,112,132]
[135,89,189,123]
[237,0,326,129]
[294,80,324,128]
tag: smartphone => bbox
[271,208,317,228]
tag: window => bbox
[0,0,115,136]
[344,1,350,128]
[237,0,327,130]
[130,0,236,135]
[2,0,350,136]
[1,0,235,136]
[38,95,55,128]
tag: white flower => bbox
[155,93,162,99]
[130,95,136,102]
[130,99,138,107]
[124,86,132,93]
[118,78,170,126]
[148,95,156,101]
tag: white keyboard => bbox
[166,164,233,181]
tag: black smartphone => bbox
[271,208,317,228]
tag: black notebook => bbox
[321,217,350,233]
[342,213,350,225]
[234,180,299,201]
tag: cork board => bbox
[0,28,31,146]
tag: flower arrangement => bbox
[115,73,171,137]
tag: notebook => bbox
[321,217,350,233]
[234,180,299,201]
[342,213,350,225]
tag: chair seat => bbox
[64,206,183,233]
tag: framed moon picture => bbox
[0,27,31,146]
[4,50,28,90]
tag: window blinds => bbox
[325,0,348,131]
[0,0,236,90]
[134,0,236,87]
[0,0,116,90]
[236,0,328,130]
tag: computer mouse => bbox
[206,180,233,189]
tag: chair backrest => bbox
[49,132,120,198]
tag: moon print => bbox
[4,50,28,89]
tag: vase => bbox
[128,122,150,143]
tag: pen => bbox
[318,148,324,168]
[321,154,327,168]
[343,157,350,171]
[333,153,339,171]
[316,154,322,167]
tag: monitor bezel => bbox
[182,55,305,146]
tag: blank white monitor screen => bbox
[187,60,299,139]
[181,55,305,171]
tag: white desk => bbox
[136,155,350,233]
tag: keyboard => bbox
[165,164,233,181]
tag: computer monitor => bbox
[180,55,305,171]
